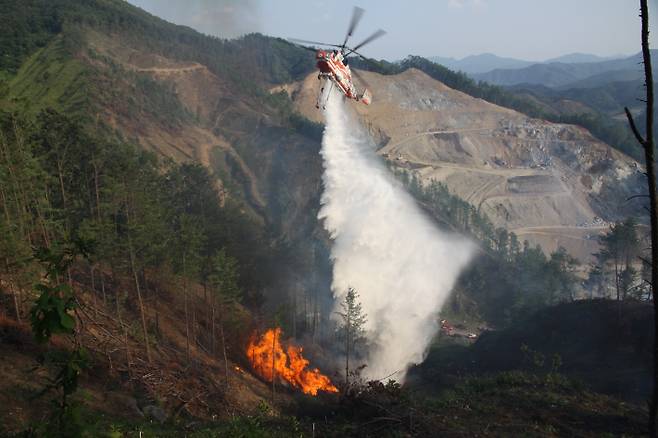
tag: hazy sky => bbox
[127,0,658,61]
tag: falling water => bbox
[318,92,474,382]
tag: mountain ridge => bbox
[473,51,655,87]
[428,52,627,75]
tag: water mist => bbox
[318,93,474,382]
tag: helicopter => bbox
[289,7,385,109]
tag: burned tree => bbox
[625,0,657,434]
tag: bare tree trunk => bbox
[57,161,67,210]
[125,192,151,364]
[100,268,107,306]
[615,260,620,301]
[129,240,152,364]
[192,307,197,357]
[57,158,72,290]
[304,292,308,335]
[272,328,276,404]
[93,160,106,306]
[184,253,191,363]
[154,284,160,338]
[625,1,657,434]
[4,257,20,323]
[292,290,297,339]
[211,297,216,355]
[1,140,28,243]
[312,290,319,345]
[220,308,229,389]
[7,125,37,245]
[9,280,21,323]
[205,282,211,351]
[90,265,98,317]
[345,315,351,389]
[115,285,132,378]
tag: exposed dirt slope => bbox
[84,30,323,237]
[285,68,644,261]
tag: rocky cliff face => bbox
[284,68,645,262]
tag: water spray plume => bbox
[247,328,338,395]
[318,93,474,382]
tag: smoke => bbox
[130,0,261,39]
[318,93,474,382]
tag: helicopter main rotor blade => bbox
[288,38,343,48]
[342,6,365,48]
[350,29,386,53]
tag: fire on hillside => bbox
[246,328,338,396]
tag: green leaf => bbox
[60,313,75,330]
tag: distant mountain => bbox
[557,69,644,90]
[428,53,535,74]
[429,52,628,76]
[544,53,625,64]
[508,78,646,116]
[472,51,654,88]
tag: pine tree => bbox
[336,287,367,390]
[208,248,241,387]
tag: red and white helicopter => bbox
[290,7,385,109]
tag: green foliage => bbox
[336,287,368,389]
[599,218,640,264]
[0,102,298,434]
[591,217,646,300]
[30,281,76,343]
[395,168,497,245]
[27,239,91,437]
[0,106,280,336]
[521,344,563,374]
[30,242,89,342]
[336,287,368,346]
[5,36,90,118]
[209,248,241,303]
[0,0,63,74]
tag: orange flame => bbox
[246,328,338,396]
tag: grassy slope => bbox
[4,36,90,118]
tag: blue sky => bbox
[127,0,658,61]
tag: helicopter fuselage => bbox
[315,50,370,105]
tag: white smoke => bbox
[318,93,474,382]
[129,0,261,39]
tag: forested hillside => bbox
[0,1,333,433]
